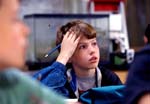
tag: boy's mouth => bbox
[89,56,98,63]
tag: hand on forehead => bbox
[67,25,81,37]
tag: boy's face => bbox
[0,0,29,69]
[71,36,100,70]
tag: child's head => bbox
[56,20,96,46]
[56,20,100,70]
[0,0,29,69]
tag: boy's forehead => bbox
[79,37,96,44]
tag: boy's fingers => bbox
[74,35,81,43]
[69,30,81,42]
[65,30,73,39]
[65,28,74,38]
[64,28,80,42]
[65,31,70,38]
[69,31,74,39]
[71,32,77,41]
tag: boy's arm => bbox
[33,30,80,86]
[33,30,80,97]
[33,61,67,87]
[56,30,80,65]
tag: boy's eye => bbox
[79,45,86,49]
[92,42,97,46]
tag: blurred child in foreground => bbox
[0,0,78,103]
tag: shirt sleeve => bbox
[33,61,67,88]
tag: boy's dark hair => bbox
[145,24,150,44]
[56,20,96,47]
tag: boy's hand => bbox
[56,30,80,65]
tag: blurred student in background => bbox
[125,24,150,104]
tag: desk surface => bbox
[114,70,128,83]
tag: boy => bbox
[0,0,75,103]
[34,20,122,98]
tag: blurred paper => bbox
[109,14,122,31]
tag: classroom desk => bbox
[114,70,128,83]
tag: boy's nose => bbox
[89,45,95,55]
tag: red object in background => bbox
[91,0,124,12]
